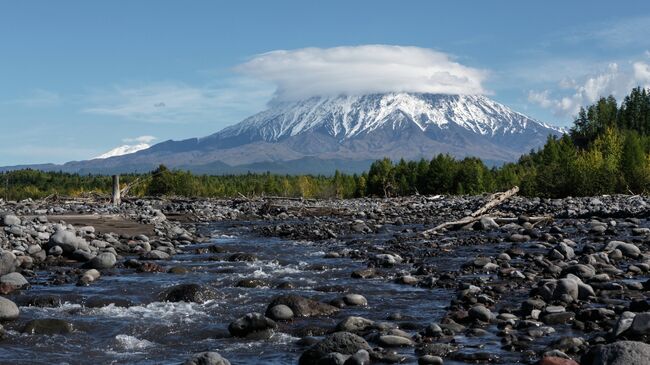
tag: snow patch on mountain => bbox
[214,93,562,142]
[95,143,151,159]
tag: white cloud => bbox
[528,61,650,116]
[236,45,488,101]
[123,135,156,144]
[634,62,650,82]
[83,80,272,123]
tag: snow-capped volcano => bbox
[212,93,561,142]
[17,93,563,174]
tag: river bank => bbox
[0,194,649,364]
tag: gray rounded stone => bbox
[183,352,231,365]
[378,334,414,347]
[86,252,116,270]
[419,355,444,365]
[468,305,492,322]
[0,272,28,287]
[343,294,368,306]
[2,214,20,226]
[0,297,19,320]
[586,340,650,365]
[267,304,294,321]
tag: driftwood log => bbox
[422,186,542,234]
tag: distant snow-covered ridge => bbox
[95,143,151,159]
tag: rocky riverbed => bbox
[1,194,650,364]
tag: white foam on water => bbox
[114,334,155,351]
[307,251,326,256]
[222,331,299,351]
[88,301,209,323]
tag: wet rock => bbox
[140,250,170,260]
[508,234,530,242]
[335,316,375,333]
[628,312,650,337]
[372,253,402,267]
[49,230,86,254]
[612,311,635,337]
[605,241,641,258]
[351,268,376,279]
[84,252,117,270]
[553,278,579,302]
[418,355,444,365]
[561,264,596,280]
[236,279,269,288]
[267,304,294,321]
[25,295,62,308]
[160,283,219,303]
[168,266,189,274]
[0,250,17,275]
[137,262,165,273]
[583,340,650,365]
[346,349,370,365]
[453,352,499,363]
[183,351,231,365]
[415,343,457,357]
[478,217,499,230]
[266,295,339,318]
[318,352,349,364]
[22,318,73,335]
[228,253,257,262]
[378,335,414,347]
[542,312,575,325]
[228,312,277,339]
[77,269,100,286]
[538,357,579,365]
[299,332,371,365]
[468,305,492,322]
[0,272,28,288]
[342,294,367,306]
[0,297,19,320]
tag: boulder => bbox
[267,304,294,321]
[378,335,414,347]
[342,294,367,306]
[583,340,650,365]
[0,272,28,288]
[84,252,117,270]
[299,332,371,365]
[228,313,277,339]
[49,230,87,254]
[183,352,231,365]
[0,250,17,275]
[22,318,74,335]
[160,284,219,303]
[2,214,20,226]
[335,316,375,333]
[266,295,339,318]
[0,297,19,320]
[468,305,492,322]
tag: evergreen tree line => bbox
[2,87,650,200]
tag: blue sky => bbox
[2,1,650,165]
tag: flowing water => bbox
[0,221,583,365]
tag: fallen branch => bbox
[469,186,519,217]
[423,186,520,234]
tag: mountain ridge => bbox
[1,92,563,174]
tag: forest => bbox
[2,86,650,200]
